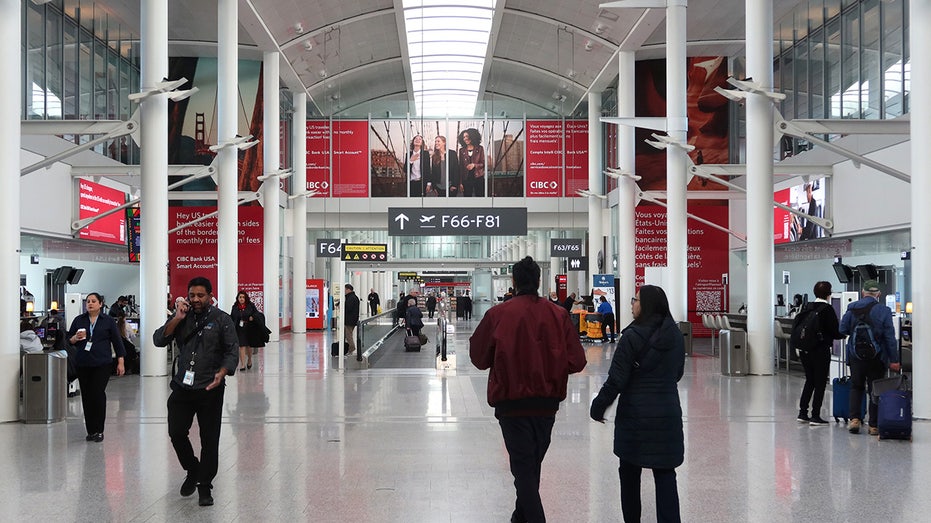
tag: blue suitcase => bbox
[832,377,866,423]
[877,388,912,440]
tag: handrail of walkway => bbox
[357,311,398,362]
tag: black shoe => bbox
[180,474,198,497]
[239,367,246,371]
[247,362,252,369]
[809,416,829,426]
[85,434,96,442]
[198,485,214,506]
[92,433,104,442]
[796,411,810,423]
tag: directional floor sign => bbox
[388,207,527,236]
[341,243,388,262]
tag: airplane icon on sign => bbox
[420,215,436,228]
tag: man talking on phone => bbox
[153,276,238,507]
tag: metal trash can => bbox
[22,350,68,423]
[720,330,748,376]
[678,321,692,356]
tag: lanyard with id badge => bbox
[180,315,209,386]
[84,318,98,351]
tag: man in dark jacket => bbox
[343,284,361,355]
[839,279,900,435]
[470,256,587,523]
[153,276,238,507]
[367,288,380,316]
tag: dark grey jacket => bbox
[591,315,685,469]
[153,304,239,390]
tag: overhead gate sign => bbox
[388,207,528,236]
[550,239,583,257]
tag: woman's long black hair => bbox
[632,285,672,326]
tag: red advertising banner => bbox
[78,179,126,245]
[306,121,331,197]
[526,120,563,197]
[774,187,792,244]
[564,120,588,197]
[634,203,729,332]
[168,206,265,310]
[332,120,369,197]
[306,279,325,330]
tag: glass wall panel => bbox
[881,0,904,117]
[810,28,826,118]
[860,0,881,119]
[79,26,92,119]
[795,35,810,118]
[25,2,45,119]
[45,7,62,119]
[826,17,842,117]
[63,18,79,119]
[840,5,860,118]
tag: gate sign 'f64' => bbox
[388,207,527,236]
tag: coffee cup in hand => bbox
[76,328,86,340]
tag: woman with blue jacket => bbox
[67,293,125,442]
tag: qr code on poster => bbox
[695,290,721,312]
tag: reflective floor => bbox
[5,319,929,522]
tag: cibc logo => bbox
[307,181,330,190]
[530,181,558,189]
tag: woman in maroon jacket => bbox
[470,256,586,523]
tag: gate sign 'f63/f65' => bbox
[550,239,583,257]
[388,208,528,236]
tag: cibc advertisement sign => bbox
[78,179,126,245]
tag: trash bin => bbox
[677,321,692,356]
[22,350,68,423]
[720,330,748,376]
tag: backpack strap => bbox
[853,300,878,325]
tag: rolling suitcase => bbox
[832,377,866,424]
[404,329,421,352]
[875,373,912,440]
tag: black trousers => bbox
[849,356,886,426]
[798,347,831,416]
[369,303,378,316]
[498,416,555,523]
[619,459,681,523]
[602,313,616,340]
[76,364,112,435]
[167,385,225,488]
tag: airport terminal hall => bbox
[7,0,931,521]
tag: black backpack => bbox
[852,301,879,360]
[791,302,827,354]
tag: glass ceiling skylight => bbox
[403,0,497,117]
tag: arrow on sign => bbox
[395,213,410,230]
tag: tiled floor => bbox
[5,319,928,522]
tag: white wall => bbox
[21,254,139,312]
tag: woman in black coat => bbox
[230,291,258,371]
[590,285,685,522]
[405,298,424,339]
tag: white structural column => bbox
[911,0,931,417]
[263,52,280,340]
[292,93,307,333]
[665,0,688,320]
[139,0,169,377]
[588,91,603,286]
[617,51,637,328]
[216,0,239,307]
[0,0,22,420]
[745,0,775,375]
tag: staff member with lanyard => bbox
[154,277,238,507]
[67,292,125,443]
